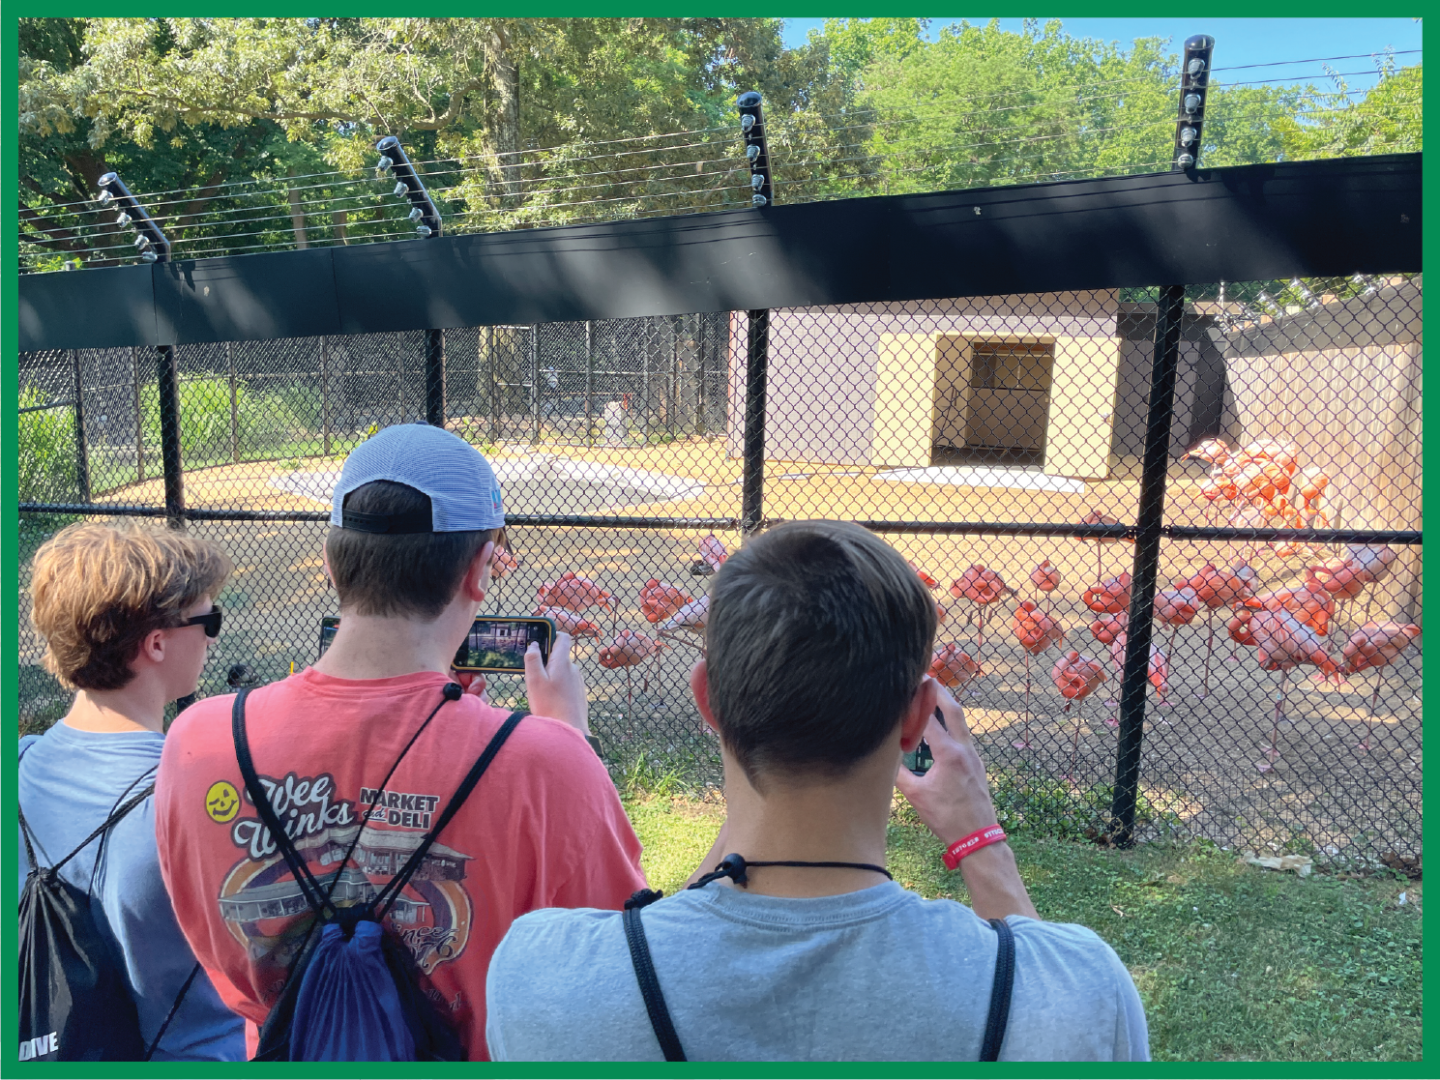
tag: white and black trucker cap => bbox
[330,423,505,534]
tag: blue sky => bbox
[779,18,1422,91]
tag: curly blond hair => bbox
[31,522,234,691]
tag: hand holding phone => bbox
[523,632,589,736]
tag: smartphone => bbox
[318,615,555,673]
[455,616,555,674]
[905,709,949,776]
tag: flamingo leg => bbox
[1198,607,1215,699]
[1358,677,1383,753]
[1158,626,1178,712]
[968,603,985,699]
[1262,668,1292,765]
[1067,696,1083,781]
[1013,650,1031,750]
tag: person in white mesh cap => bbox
[155,423,646,1060]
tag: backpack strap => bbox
[142,962,202,1062]
[622,891,687,1062]
[232,689,331,916]
[16,741,154,875]
[979,917,1015,1062]
[370,710,526,919]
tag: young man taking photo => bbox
[485,519,1148,1061]
[155,423,646,1060]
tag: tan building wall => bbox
[726,291,1122,475]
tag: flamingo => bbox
[1341,622,1421,752]
[535,572,613,613]
[1174,560,1256,694]
[1051,650,1107,779]
[1030,559,1060,617]
[1078,510,1130,581]
[532,606,600,639]
[490,547,520,579]
[1012,601,1066,749]
[1249,578,1335,637]
[929,643,983,691]
[908,560,941,590]
[1245,606,1345,770]
[657,594,710,633]
[639,579,694,624]
[1109,632,1171,716]
[1310,544,1399,647]
[1150,587,1200,705]
[1083,572,1132,615]
[693,534,729,576]
[949,566,1012,690]
[598,629,667,707]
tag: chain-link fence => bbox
[17,276,1421,869]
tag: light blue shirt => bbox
[487,880,1149,1061]
[19,723,245,1061]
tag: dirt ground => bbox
[18,438,1422,862]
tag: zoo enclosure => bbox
[17,154,1422,867]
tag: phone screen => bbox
[318,615,554,673]
[456,617,555,673]
[318,615,339,661]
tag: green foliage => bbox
[140,376,321,468]
[18,386,79,501]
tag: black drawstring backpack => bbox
[18,765,199,1062]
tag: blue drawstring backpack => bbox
[232,685,524,1061]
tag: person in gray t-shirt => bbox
[486,521,1148,1061]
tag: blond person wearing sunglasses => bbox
[19,522,245,1060]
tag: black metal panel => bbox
[17,263,157,351]
[329,202,887,331]
[17,153,1420,350]
[152,248,342,344]
[887,154,1420,297]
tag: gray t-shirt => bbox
[486,880,1148,1061]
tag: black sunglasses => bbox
[180,605,224,639]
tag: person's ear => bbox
[460,540,495,604]
[899,677,938,753]
[690,660,721,735]
[137,627,167,668]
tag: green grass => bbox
[622,791,1423,1063]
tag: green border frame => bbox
[4,8,1429,1077]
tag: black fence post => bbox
[488,326,499,443]
[227,342,240,464]
[132,346,144,482]
[155,345,186,530]
[741,309,769,537]
[1109,284,1184,846]
[319,337,332,457]
[425,328,445,428]
[585,321,594,448]
[71,350,91,504]
[529,324,541,444]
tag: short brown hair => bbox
[31,521,233,691]
[325,481,496,620]
[705,520,937,786]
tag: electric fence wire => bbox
[25,46,1419,217]
[24,52,1421,266]
[53,82,1416,250]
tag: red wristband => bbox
[942,825,1007,870]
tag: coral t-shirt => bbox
[155,668,646,1060]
